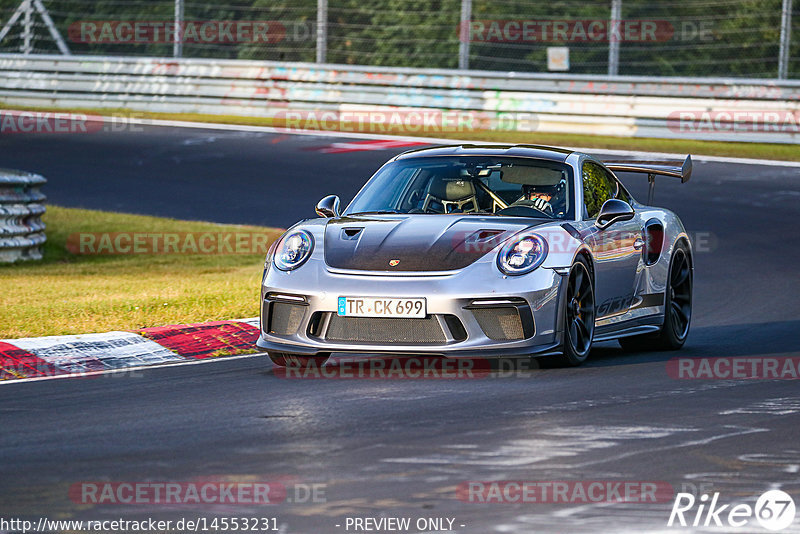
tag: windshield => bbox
[345,156,574,219]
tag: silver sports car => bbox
[257,144,693,367]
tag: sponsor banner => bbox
[667,357,800,380]
[457,480,674,503]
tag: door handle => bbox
[633,237,645,250]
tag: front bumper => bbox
[256,257,567,358]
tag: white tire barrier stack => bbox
[0,169,46,263]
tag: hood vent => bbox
[472,229,504,241]
[341,227,364,240]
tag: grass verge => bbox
[0,206,283,339]
[4,105,800,162]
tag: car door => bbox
[582,160,643,319]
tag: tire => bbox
[619,242,692,352]
[549,257,595,367]
[268,352,330,368]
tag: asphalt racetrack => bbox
[1,125,799,533]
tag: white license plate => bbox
[337,297,426,318]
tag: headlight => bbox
[274,230,314,271]
[497,233,548,275]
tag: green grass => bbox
[0,206,283,338]
[6,105,800,162]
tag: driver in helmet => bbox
[514,183,558,215]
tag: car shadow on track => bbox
[258,319,800,378]
[586,319,800,368]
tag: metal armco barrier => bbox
[0,54,798,143]
[0,169,46,263]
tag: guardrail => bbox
[0,168,46,263]
[0,54,798,144]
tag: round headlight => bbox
[497,233,548,275]
[274,230,314,271]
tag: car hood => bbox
[323,215,547,271]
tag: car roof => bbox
[391,144,574,163]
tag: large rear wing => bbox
[603,155,692,205]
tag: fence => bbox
[0,168,46,263]
[0,0,797,79]
[0,54,797,143]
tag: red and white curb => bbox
[0,318,261,382]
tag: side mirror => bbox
[595,199,634,230]
[315,195,340,218]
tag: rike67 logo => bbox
[668,490,796,531]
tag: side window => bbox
[582,161,615,219]
[613,175,631,204]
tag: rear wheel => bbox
[549,257,595,367]
[268,352,330,368]
[619,242,692,351]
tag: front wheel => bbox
[549,257,595,367]
[619,242,692,352]
[268,352,330,368]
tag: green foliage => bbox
[0,0,796,76]
[582,161,615,219]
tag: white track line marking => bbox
[119,116,800,168]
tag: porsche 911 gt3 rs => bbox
[257,144,693,367]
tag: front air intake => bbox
[472,307,525,340]
[268,301,305,336]
[325,316,447,344]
